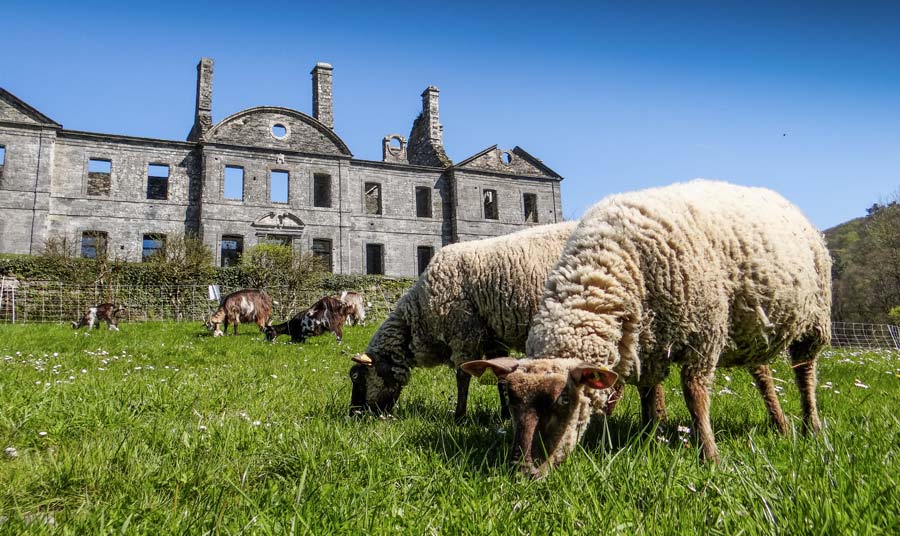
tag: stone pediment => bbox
[0,88,62,127]
[252,211,305,233]
[205,107,351,157]
[455,145,562,180]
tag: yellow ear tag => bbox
[479,367,499,385]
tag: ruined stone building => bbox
[0,58,564,277]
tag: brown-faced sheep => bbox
[463,180,831,475]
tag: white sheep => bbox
[349,221,579,419]
[462,180,831,474]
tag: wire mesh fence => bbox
[0,280,410,325]
[831,321,900,350]
[5,281,900,351]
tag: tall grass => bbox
[1,322,898,534]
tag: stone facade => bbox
[0,59,564,277]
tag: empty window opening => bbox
[389,137,402,149]
[224,166,244,200]
[147,164,170,200]
[523,193,538,223]
[81,231,108,259]
[271,170,289,203]
[272,124,288,139]
[142,234,166,262]
[415,186,432,218]
[87,158,112,196]
[0,145,5,166]
[417,246,434,275]
[312,238,333,272]
[366,244,384,275]
[264,234,292,247]
[314,174,332,208]
[500,151,512,165]
[483,189,498,220]
[365,182,382,215]
[220,235,243,267]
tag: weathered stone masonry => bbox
[0,59,563,277]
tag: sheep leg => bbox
[638,383,668,428]
[454,368,471,422]
[681,368,719,464]
[497,382,511,420]
[749,365,789,435]
[789,336,822,435]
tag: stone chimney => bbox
[421,86,443,146]
[188,57,214,141]
[311,62,334,129]
[407,85,451,167]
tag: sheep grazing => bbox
[462,180,831,475]
[349,221,579,420]
[205,289,273,336]
[72,303,126,331]
[335,291,368,326]
[265,296,352,343]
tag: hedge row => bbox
[0,254,415,295]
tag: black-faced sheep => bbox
[72,303,126,330]
[205,289,273,336]
[462,180,831,475]
[265,296,352,343]
[349,221,578,420]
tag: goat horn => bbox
[352,353,373,365]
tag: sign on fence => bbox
[0,277,19,323]
[208,285,221,302]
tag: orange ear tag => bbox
[583,370,609,389]
[479,367,499,385]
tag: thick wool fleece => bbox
[366,221,579,377]
[526,179,831,413]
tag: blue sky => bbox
[2,0,898,229]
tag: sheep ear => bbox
[351,353,373,367]
[571,364,618,390]
[460,357,519,378]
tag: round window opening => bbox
[500,151,512,165]
[272,124,288,139]
[389,136,402,150]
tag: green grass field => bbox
[1,321,898,534]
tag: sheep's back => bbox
[529,180,831,373]
[424,222,577,353]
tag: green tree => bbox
[828,197,900,324]
[241,243,325,290]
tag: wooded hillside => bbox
[826,202,900,324]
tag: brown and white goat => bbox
[205,289,273,336]
[334,291,368,326]
[72,303,126,331]
[265,296,352,343]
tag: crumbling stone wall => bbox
[0,58,564,277]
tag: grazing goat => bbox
[72,303,126,331]
[205,289,273,336]
[265,296,353,343]
[336,291,368,326]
